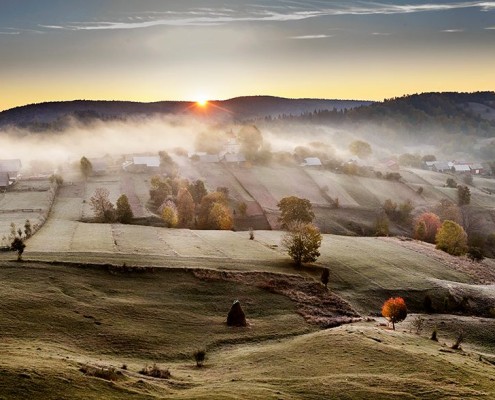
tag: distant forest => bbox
[272,92,495,138]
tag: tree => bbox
[11,237,26,261]
[188,180,208,205]
[162,205,178,228]
[435,220,468,256]
[281,222,322,267]
[374,213,389,236]
[116,194,133,224]
[381,297,407,330]
[158,150,178,177]
[349,140,372,159]
[177,188,195,227]
[209,202,233,230]
[238,125,263,161]
[277,196,315,229]
[414,212,441,243]
[80,156,93,179]
[198,191,228,229]
[149,176,172,208]
[398,153,421,168]
[89,188,115,222]
[321,268,330,289]
[24,219,32,238]
[446,178,457,188]
[457,185,471,206]
[435,199,461,224]
[193,349,206,368]
[238,202,248,217]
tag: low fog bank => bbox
[0,115,209,171]
[0,112,490,176]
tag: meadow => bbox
[1,164,495,399]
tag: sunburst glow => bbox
[196,96,208,107]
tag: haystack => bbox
[227,300,247,327]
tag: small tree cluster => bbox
[198,191,233,230]
[383,199,413,224]
[90,189,133,223]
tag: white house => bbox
[301,157,322,167]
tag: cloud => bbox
[485,26,495,29]
[290,34,332,39]
[371,32,391,36]
[0,31,20,35]
[34,2,495,31]
[441,29,465,32]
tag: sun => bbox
[196,96,208,107]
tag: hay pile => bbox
[227,300,247,327]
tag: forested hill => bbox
[0,96,370,131]
[280,92,495,137]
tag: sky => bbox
[0,0,494,110]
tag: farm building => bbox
[301,157,322,167]
[0,159,22,188]
[469,163,484,175]
[199,154,221,163]
[0,172,10,189]
[431,161,451,173]
[223,153,246,165]
[0,159,22,180]
[123,156,160,172]
[89,158,108,175]
[452,164,470,173]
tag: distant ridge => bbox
[0,96,372,131]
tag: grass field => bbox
[1,262,494,399]
[0,178,54,241]
[3,165,495,399]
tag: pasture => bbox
[1,262,494,400]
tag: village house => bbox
[301,157,322,167]
[122,155,160,172]
[0,159,22,188]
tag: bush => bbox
[139,364,171,379]
[320,268,330,288]
[467,246,484,262]
[446,178,457,188]
[80,365,121,381]
[194,349,206,367]
[423,295,434,313]
[411,315,425,334]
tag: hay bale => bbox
[227,300,247,327]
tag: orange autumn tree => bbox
[381,297,408,330]
[414,212,441,243]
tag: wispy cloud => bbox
[33,2,495,31]
[485,26,495,29]
[371,32,392,36]
[290,34,332,39]
[441,29,465,32]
